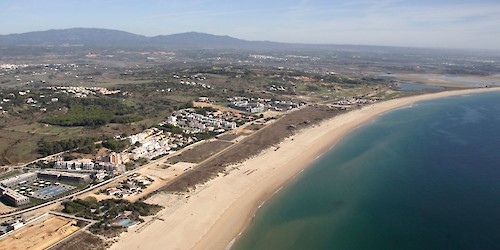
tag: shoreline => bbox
[110,87,500,250]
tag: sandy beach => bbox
[110,88,500,250]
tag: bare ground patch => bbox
[216,133,239,141]
[52,231,106,250]
[168,140,233,164]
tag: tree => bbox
[102,139,130,152]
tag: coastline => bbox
[110,87,500,250]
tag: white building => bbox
[0,186,30,207]
[167,116,177,125]
[54,160,95,170]
[0,173,37,188]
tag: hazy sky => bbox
[1,0,499,50]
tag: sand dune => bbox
[111,88,500,250]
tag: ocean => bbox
[233,91,500,250]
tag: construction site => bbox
[0,214,81,250]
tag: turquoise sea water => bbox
[234,92,500,250]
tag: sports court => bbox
[31,184,75,200]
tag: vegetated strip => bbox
[160,105,345,192]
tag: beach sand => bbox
[110,88,500,250]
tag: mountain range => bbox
[0,28,281,49]
[0,28,490,57]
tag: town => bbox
[0,91,313,209]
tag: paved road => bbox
[48,211,96,223]
[0,137,214,219]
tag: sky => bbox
[1,0,499,50]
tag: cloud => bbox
[256,1,498,49]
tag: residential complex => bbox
[228,96,303,112]
[0,171,92,207]
[168,109,238,133]
[54,160,95,170]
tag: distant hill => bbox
[0,28,148,46]
[151,32,248,46]
[0,28,282,49]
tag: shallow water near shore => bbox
[233,92,500,250]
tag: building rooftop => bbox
[0,172,37,187]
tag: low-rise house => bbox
[97,162,126,173]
